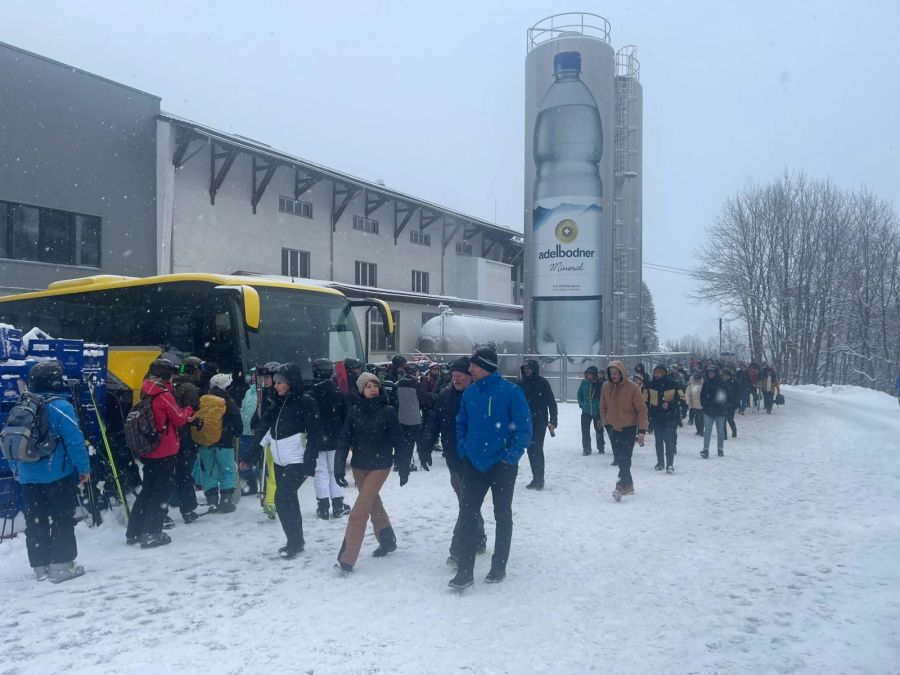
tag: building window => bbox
[353,214,379,234]
[456,241,473,256]
[410,230,431,247]
[279,195,313,218]
[1,199,101,267]
[421,311,439,326]
[370,309,398,352]
[281,248,310,278]
[355,260,377,287]
[411,270,429,294]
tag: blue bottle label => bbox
[533,197,603,298]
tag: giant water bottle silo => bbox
[524,13,616,356]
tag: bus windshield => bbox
[246,286,363,379]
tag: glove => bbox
[303,459,317,477]
[418,449,432,471]
[399,471,409,487]
[335,473,349,488]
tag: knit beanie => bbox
[356,371,380,394]
[450,357,471,374]
[470,345,498,373]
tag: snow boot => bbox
[666,465,674,474]
[141,532,171,549]
[182,511,200,524]
[332,497,351,518]
[700,449,709,459]
[372,526,398,557]
[162,515,175,530]
[33,565,50,581]
[317,498,331,520]
[205,488,220,513]
[446,555,459,568]
[262,504,277,520]
[654,462,664,471]
[525,479,544,490]
[49,561,85,584]
[485,567,506,584]
[334,561,354,575]
[217,491,237,514]
[126,534,140,546]
[598,447,605,454]
[448,571,474,590]
[279,544,303,559]
[718,449,725,457]
[582,449,592,456]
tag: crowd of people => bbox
[6,347,784,589]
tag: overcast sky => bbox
[3,1,899,342]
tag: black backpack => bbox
[0,393,62,463]
[124,392,162,459]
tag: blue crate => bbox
[0,361,34,404]
[0,326,25,361]
[82,344,108,373]
[27,339,84,377]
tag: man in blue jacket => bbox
[449,345,532,590]
[8,361,91,583]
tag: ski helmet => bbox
[391,354,407,368]
[149,358,177,379]
[28,360,65,392]
[313,358,334,380]
[343,358,362,373]
[210,373,233,390]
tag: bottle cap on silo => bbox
[554,51,581,75]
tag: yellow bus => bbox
[0,273,392,393]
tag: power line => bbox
[642,261,695,276]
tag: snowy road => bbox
[1,386,899,674]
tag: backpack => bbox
[0,393,61,463]
[191,394,225,446]
[125,392,162,459]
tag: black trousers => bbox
[763,391,775,413]
[725,408,737,437]
[126,455,177,539]
[689,409,704,435]
[654,419,678,466]
[609,426,638,488]
[580,413,604,452]
[397,424,420,469]
[458,460,517,576]
[274,463,307,550]
[173,446,198,515]
[526,419,547,483]
[449,468,484,557]
[23,477,78,568]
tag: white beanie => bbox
[356,372,380,394]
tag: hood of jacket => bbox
[520,359,541,378]
[607,360,627,383]
[279,363,305,393]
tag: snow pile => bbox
[1,388,898,673]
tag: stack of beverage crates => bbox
[0,325,109,529]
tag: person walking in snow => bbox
[261,363,321,559]
[390,363,428,473]
[760,365,780,414]
[646,364,684,474]
[307,358,351,520]
[7,361,91,582]
[333,372,407,573]
[721,368,740,439]
[600,361,648,500]
[700,365,729,458]
[170,356,203,523]
[518,359,558,490]
[577,366,605,456]
[685,372,705,436]
[448,345,532,589]
[420,357,486,567]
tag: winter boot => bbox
[718,449,725,457]
[485,567,506,584]
[372,526,398,557]
[317,498,331,520]
[525,479,544,490]
[279,543,303,559]
[217,490,237,514]
[582,449,592,456]
[334,560,354,575]
[700,449,709,459]
[182,511,200,524]
[162,515,175,530]
[332,497,351,518]
[141,532,172,549]
[205,488,220,513]
[33,565,50,581]
[49,561,85,584]
[654,462,664,471]
[262,504,277,520]
[446,555,459,568]
[448,571,474,590]
[598,447,605,454]
[666,465,675,474]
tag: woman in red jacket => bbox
[125,359,194,548]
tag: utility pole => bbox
[719,317,723,356]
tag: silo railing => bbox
[527,13,611,51]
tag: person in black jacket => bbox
[420,357,485,567]
[518,359,558,490]
[170,356,202,523]
[391,363,428,473]
[261,363,322,559]
[721,368,740,439]
[645,364,686,473]
[333,372,407,573]
[308,358,350,520]
[700,365,729,458]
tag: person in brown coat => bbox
[600,361,649,500]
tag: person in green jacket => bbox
[577,366,605,455]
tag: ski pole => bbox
[87,380,130,521]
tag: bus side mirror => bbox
[349,298,393,336]
[215,285,260,330]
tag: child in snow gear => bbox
[685,372,705,436]
[646,365,685,473]
[261,363,321,559]
[334,372,406,572]
[195,373,242,514]
[700,366,728,458]
[125,359,194,549]
[449,345,532,589]
[518,359,557,490]
[600,361,648,501]
[577,366,605,455]
[6,361,91,582]
[307,358,350,520]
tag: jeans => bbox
[703,415,726,452]
[457,460,517,576]
[654,419,678,466]
[526,419,547,484]
[580,413,604,452]
[126,455,177,539]
[273,463,307,550]
[22,477,78,567]
[609,426,638,487]
[449,469,484,557]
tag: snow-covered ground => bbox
[2,385,899,674]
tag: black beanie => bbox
[471,345,498,373]
[450,357,471,374]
